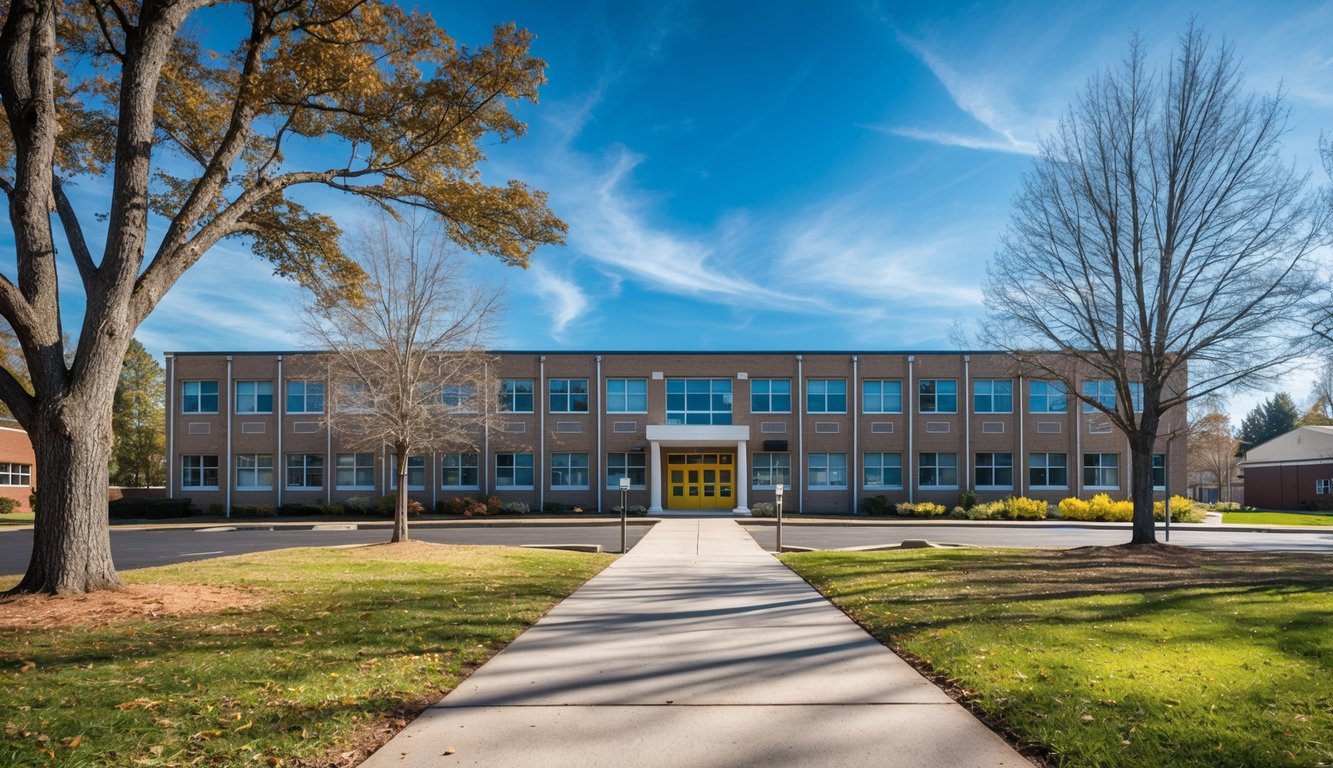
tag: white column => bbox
[648,440,663,513]
[734,439,750,515]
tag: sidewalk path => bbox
[360,519,1031,767]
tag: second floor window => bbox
[606,378,647,413]
[750,379,791,413]
[286,380,324,413]
[182,380,218,413]
[1082,380,1116,412]
[918,379,957,413]
[806,379,847,413]
[235,380,273,414]
[973,379,1012,413]
[1029,380,1067,413]
[442,383,476,411]
[549,378,589,413]
[666,378,732,425]
[862,380,902,414]
[500,379,534,413]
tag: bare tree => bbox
[1187,410,1238,503]
[985,26,1329,545]
[0,2,563,594]
[304,212,502,543]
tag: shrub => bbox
[342,496,375,514]
[0,497,18,515]
[278,503,326,517]
[542,501,574,513]
[958,490,978,510]
[207,502,226,517]
[501,501,529,515]
[751,501,775,517]
[108,497,193,520]
[965,501,1000,520]
[1212,501,1241,512]
[1088,492,1133,522]
[612,504,649,516]
[230,504,277,518]
[998,496,1047,520]
[27,490,36,514]
[901,502,946,518]
[437,497,487,516]
[1058,497,1091,520]
[860,495,893,516]
[1155,495,1204,523]
[485,496,503,515]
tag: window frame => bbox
[285,380,324,414]
[180,454,219,490]
[1083,452,1120,489]
[665,378,733,425]
[335,452,377,490]
[234,380,274,415]
[807,452,848,489]
[918,451,958,488]
[1028,452,1068,489]
[181,380,219,414]
[441,452,480,490]
[806,379,848,414]
[1318,479,1332,495]
[1081,379,1116,413]
[974,452,1014,490]
[1152,453,1166,491]
[861,379,903,414]
[863,451,903,489]
[499,379,535,414]
[441,383,477,412]
[751,452,791,488]
[285,453,324,490]
[1029,380,1067,414]
[0,462,30,486]
[973,379,1013,414]
[918,379,958,414]
[750,378,792,414]
[548,378,590,414]
[235,453,274,490]
[389,455,427,491]
[606,378,648,414]
[606,452,647,489]
[550,452,590,489]
[495,451,535,489]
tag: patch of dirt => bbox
[0,584,269,630]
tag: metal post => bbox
[1164,451,1171,543]
[619,476,630,554]
[775,483,784,554]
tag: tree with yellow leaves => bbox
[0,1,565,594]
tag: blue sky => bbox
[8,0,1333,419]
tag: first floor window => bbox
[496,452,534,488]
[1083,453,1120,488]
[863,452,903,488]
[336,452,376,488]
[1152,454,1166,490]
[752,452,791,487]
[181,455,219,489]
[808,452,847,488]
[235,453,274,489]
[0,462,30,486]
[975,452,1013,488]
[607,452,647,487]
[390,455,426,490]
[919,452,958,487]
[286,453,323,489]
[1317,479,1332,495]
[182,380,219,413]
[1029,453,1067,488]
[442,452,480,488]
[550,452,590,488]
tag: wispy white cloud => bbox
[528,263,590,339]
[870,125,1039,156]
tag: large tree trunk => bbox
[392,446,409,543]
[9,391,121,594]
[1128,439,1158,545]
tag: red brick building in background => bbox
[1239,426,1333,510]
[0,421,35,512]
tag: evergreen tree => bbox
[110,340,166,487]
[1238,393,1301,450]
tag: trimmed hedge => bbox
[109,497,193,520]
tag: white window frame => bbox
[1318,479,1332,495]
[235,380,274,415]
[973,379,1013,414]
[286,380,324,414]
[918,379,957,414]
[0,462,31,486]
[235,453,274,490]
[862,379,903,414]
[863,452,903,489]
[606,452,647,489]
[1152,454,1166,491]
[181,380,219,414]
[806,379,847,414]
[548,379,590,414]
[1083,452,1120,489]
[1029,452,1068,489]
[606,378,648,414]
[918,452,958,489]
[335,452,377,490]
[181,454,219,490]
[1082,379,1116,413]
[751,452,791,488]
[1029,380,1067,414]
[665,378,733,425]
[285,453,324,490]
[974,452,1014,490]
[750,379,792,414]
[441,452,480,490]
[389,455,427,491]
[496,451,535,489]
[550,452,590,489]
[500,379,534,413]
[807,452,848,489]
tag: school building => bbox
[164,351,1187,514]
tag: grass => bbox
[784,547,1333,768]
[0,511,34,526]
[1222,509,1333,526]
[0,543,612,767]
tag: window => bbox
[496,452,534,488]
[807,452,847,488]
[235,454,274,489]
[919,452,958,488]
[918,379,957,413]
[500,379,534,413]
[286,453,323,489]
[442,383,476,411]
[751,453,791,487]
[235,380,273,414]
[1130,382,1144,413]
[550,452,590,488]
[441,452,480,488]
[336,381,370,413]
[665,378,733,425]
[1318,479,1332,495]
[0,462,31,486]
[750,379,792,413]
[549,379,589,413]
[973,380,1012,414]
[1029,453,1068,488]
[862,380,903,414]
[1153,454,1166,490]
[1083,453,1120,488]
[286,380,324,414]
[863,452,903,488]
[390,455,426,490]
[806,379,847,413]
[182,380,219,414]
[607,452,647,488]
[975,453,1014,489]
[181,455,219,489]
[335,452,376,489]
[1082,380,1116,412]
[607,378,648,413]
[1029,380,1067,413]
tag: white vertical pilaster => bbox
[648,440,663,512]
[734,439,749,514]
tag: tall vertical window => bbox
[751,453,791,487]
[665,379,732,425]
[550,453,590,488]
[235,380,274,414]
[335,453,376,489]
[1129,382,1145,413]
[918,380,957,413]
[390,455,426,490]
[975,453,1014,488]
[807,452,847,488]
[1029,380,1067,413]
[235,454,274,489]
[1029,453,1067,488]
[441,452,480,488]
[973,380,1012,413]
[286,454,323,489]
[606,379,648,413]
[181,455,219,489]
[1083,453,1120,488]
[0,463,30,486]
[500,379,534,413]
[182,380,219,413]
[863,452,903,488]
[918,452,958,487]
[549,379,589,413]
[286,380,324,413]
[606,452,647,487]
[1152,454,1166,490]
[750,379,792,413]
[496,452,534,488]
[862,380,903,414]
[442,383,476,411]
[806,379,847,413]
[1082,380,1116,412]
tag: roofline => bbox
[167,349,1028,357]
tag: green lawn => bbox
[0,511,34,526]
[785,547,1333,768]
[1223,510,1333,526]
[1,543,612,767]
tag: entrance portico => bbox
[646,424,750,515]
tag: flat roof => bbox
[166,349,1013,357]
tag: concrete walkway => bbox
[360,519,1031,767]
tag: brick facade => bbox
[0,424,35,512]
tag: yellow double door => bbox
[666,453,735,509]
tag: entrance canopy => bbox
[645,425,751,515]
